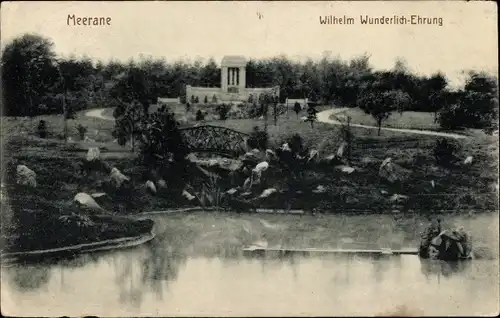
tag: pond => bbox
[1,212,499,316]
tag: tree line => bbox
[2,33,498,131]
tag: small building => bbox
[186,55,279,104]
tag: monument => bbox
[185,55,279,103]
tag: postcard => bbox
[1,1,498,316]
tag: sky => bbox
[1,1,498,88]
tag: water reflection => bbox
[1,213,499,316]
[6,265,51,291]
[420,259,470,279]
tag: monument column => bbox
[239,66,246,91]
[222,66,228,92]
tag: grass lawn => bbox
[330,107,442,131]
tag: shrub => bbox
[37,120,47,138]
[215,104,230,121]
[433,138,460,166]
[195,96,200,104]
[191,95,195,104]
[247,126,269,150]
[212,94,218,103]
[247,102,264,119]
[287,133,305,154]
[204,95,208,104]
[195,109,205,121]
[77,124,88,141]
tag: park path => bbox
[317,108,469,139]
[85,108,114,121]
[86,106,468,139]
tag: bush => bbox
[212,94,218,103]
[286,133,305,154]
[433,138,460,166]
[247,126,269,150]
[204,96,208,104]
[37,120,47,138]
[247,103,264,119]
[215,104,230,121]
[77,124,88,140]
[195,109,205,121]
[195,96,200,104]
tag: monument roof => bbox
[221,55,247,67]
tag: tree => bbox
[293,102,302,119]
[438,72,498,131]
[195,109,205,121]
[191,95,196,104]
[1,33,59,117]
[305,105,318,128]
[204,95,208,104]
[195,96,199,104]
[138,107,188,166]
[248,94,254,104]
[212,94,218,104]
[358,91,394,136]
[112,101,145,152]
[109,65,153,116]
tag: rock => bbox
[379,158,408,183]
[259,188,277,198]
[361,157,376,165]
[157,179,167,189]
[389,194,409,203]
[186,153,198,162]
[253,161,269,173]
[312,185,327,194]
[16,165,37,187]
[251,148,260,154]
[336,165,355,174]
[86,147,100,162]
[226,188,238,195]
[146,180,157,194]
[113,139,118,143]
[430,180,435,188]
[66,137,73,142]
[281,143,291,152]
[258,116,264,120]
[337,142,348,158]
[74,192,105,213]
[265,149,277,161]
[182,190,196,201]
[243,177,252,190]
[84,136,95,142]
[109,167,130,188]
[380,190,388,195]
[307,149,319,163]
[464,156,473,165]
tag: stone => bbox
[312,185,327,194]
[109,167,130,188]
[86,147,100,162]
[251,148,260,154]
[146,180,157,194]
[265,149,277,161]
[157,179,167,189]
[336,165,355,174]
[84,136,95,142]
[16,165,37,187]
[430,180,435,188]
[464,156,473,165]
[74,192,105,213]
[380,190,388,195]
[379,158,408,183]
[259,188,277,198]
[253,161,269,173]
[337,142,348,158]
[389,194,409,203]
[226,188,238,195]
[182,190,196,201]
[307,149,319,163]
[281,143,291,152]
